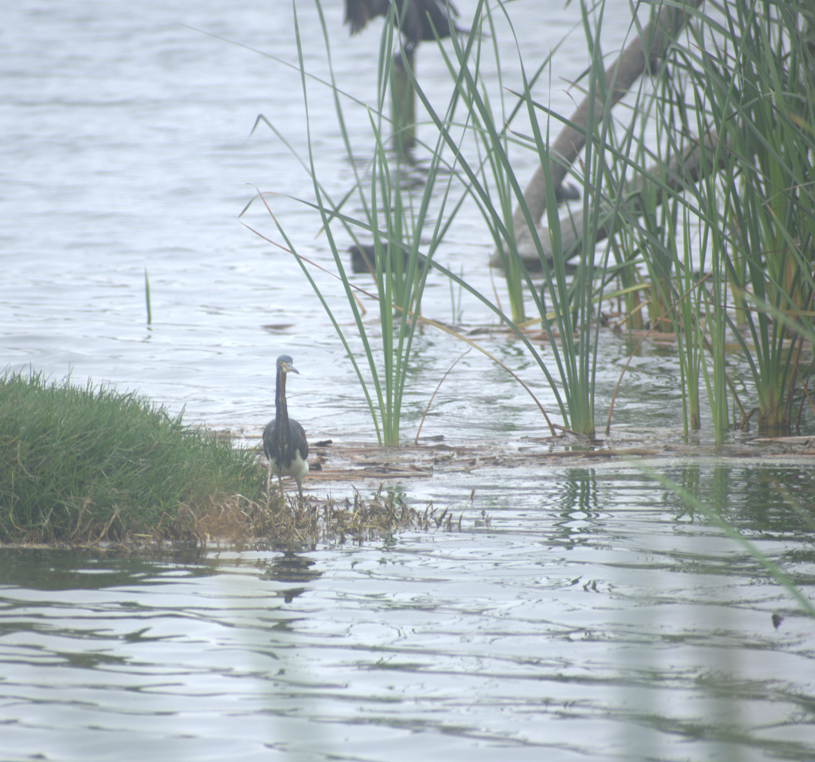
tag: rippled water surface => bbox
[3,1,815,760]
[3,461,815,762]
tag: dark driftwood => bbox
[496,0,706,267]
[490,129,726,269]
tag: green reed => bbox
[714,0,815,435]
[589,0,815,441]
[644,0,813,439]
[144,267,152,326]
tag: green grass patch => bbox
[0,370,264,545]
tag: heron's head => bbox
[276,355,299,375]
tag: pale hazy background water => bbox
[2,2,815,761]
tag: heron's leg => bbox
[293,469,306,508]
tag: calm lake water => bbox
[2,1,815,760]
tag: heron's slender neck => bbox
[275,369,289,431]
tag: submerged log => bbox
[490,130,726,270]
[496,0,706,267]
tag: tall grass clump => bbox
[702,0,815,435]
[424,0,694,438]
[610,0,815,439]
[248,0,695,441]
[0,370,264,544]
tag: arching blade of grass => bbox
[636,459,815,621]
[244,192,384,444]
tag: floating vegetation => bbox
[195,486,455,554]
[0,371,458,554]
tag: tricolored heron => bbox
[263,355,309,502]
[344,0,465,50]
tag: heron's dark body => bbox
[263,418,309,476]
[263,356,309,498]
[344,0,464,47]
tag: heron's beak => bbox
[285,363,300,375]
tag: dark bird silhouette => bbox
[344,0,465,49]
[348,243,428,274]
[263,355,309,502]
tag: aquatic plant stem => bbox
[144,267,152,326]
